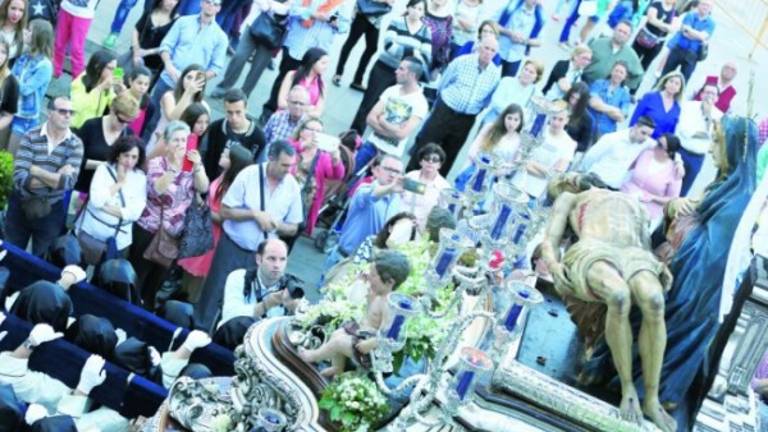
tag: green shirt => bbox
[583,37,645,91]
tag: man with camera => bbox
[219,239,304,329]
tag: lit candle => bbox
[504,291,529,331]
[455,370,475,400]
[490,204,512,240]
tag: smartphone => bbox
[403,177,426,195]
[182,135,198,172]
[113,66,124,80]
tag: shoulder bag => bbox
[249,11,288,50]
[634,26,662,49]
[357,0,391,18]
[77,167,126,265]
[177,194,214,259]
[143,205,179,268]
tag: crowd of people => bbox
[0,0,763,428]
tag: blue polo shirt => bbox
[337,182,401,255]
[676,11,715,53]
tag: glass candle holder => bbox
[439,187,464,218]
[253,408,288,431]
[424,228,474,294]
[467,153,495,199]
[446,347,493,408]
[482,182,528,251]
[500,281,544,335]
[373,293,419,374]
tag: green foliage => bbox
[318,372,389,432]
[0,151,13,210]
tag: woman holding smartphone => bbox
[145,64,208,157]
[129,120,209,310]
[71,50,125,129]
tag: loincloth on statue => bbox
[559,238,673,303]
[341,321,374,369]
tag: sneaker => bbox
[350,82,366,92]
[103,33,118,49]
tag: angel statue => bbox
[539,173,677,432]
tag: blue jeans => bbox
[679,147,705,197]
[559,0,581,42]
[110,0,138,34]
[5,192,67,257]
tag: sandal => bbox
[332,75,342,86]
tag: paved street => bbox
[72,0,767,297]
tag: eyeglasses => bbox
[303,126,322,133]
[422,155,442,163]
[288,100,306,106]
[380,166,402,175]
[54,108,75,116]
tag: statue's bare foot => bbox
[643,399,677,432]
[619,387,643,424]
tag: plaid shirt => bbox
[13,123,83,203]
[438,54,501,115]
[263,111,303,146]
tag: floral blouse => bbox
[137,156,195,236]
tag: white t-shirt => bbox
[512,129,576,197]
[61,0,100,18]
[367,84,429,157]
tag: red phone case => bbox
[182,135,198,172]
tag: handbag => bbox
[357,0,391,17]
[635,26,662,49]
[76,167,126,265]
[249,12,287,50]
[143,206,179,268]
[177,195,214,259]
[697,42,709,61]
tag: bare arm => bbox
[220,204,258,221]
[276,72,295,111]
[539,192,577,268]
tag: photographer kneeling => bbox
[214,239,305,349]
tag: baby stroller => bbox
[312,130,377,252]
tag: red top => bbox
[694,75,736,113]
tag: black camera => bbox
[280,274,306,300]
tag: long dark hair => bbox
[482,103,524,152]
[180,102,209,133]
[215,143,253,202]
[173,64,206,103]
[292,48,327,98]
[0,0,27,55]
[565,81,591,126]
[660,133,681,159]
[82,50,117,92]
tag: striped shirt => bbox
[13,123,84,202]
[379,17,433,72]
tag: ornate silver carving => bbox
[492,360,660,432]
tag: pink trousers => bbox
[53,9,92,78]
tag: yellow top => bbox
[70,73,115,129]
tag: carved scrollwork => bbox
[167,377,234,431]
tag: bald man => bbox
[262,86,310,158]
[218,238,302,329]
[409,35,502,175]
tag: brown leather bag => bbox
[143,206,179,268]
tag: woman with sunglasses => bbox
[74,93,139,194]
[401,143,449,230]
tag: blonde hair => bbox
[655,71,686,102]
[111,93,140,118]
[570,45,592,60]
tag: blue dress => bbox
[630,91,681,139]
